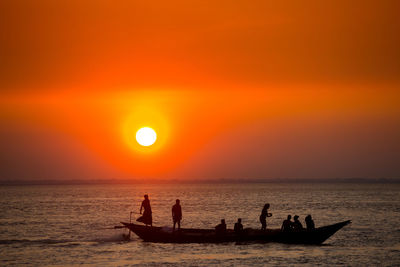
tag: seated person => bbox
[305,215,315,230]
[292,215,303,231]
[234,218,243,234]
[281,215,292,232]
[215,219,227,235]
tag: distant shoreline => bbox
[0,178,399,186]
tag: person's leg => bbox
[262,220,266,230]
[173,220,176,231]
[177,220,181,230]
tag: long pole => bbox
[128,211,133,240]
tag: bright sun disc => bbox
[136,127,157,147]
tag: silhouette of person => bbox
[292,215,303,231]
[172,199,182,231]
[234,218,243,234]
[215,219,227,235]
[305,215,315,230]
[136,194,152,226]
[281,215,292,232]
[259,203,272,230]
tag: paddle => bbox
[122,211,136,241]
[98,225,127,230]
[99,211,140,231]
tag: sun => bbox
[136,127,157,147]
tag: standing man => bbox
[137,194,152,226]
[172,199,182,231]
[259,203,272,230]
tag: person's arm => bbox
[140,202,143,214]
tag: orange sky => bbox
[1,1,399,180]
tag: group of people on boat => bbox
[215,203,315,233]
[136,196,315,232]
[215,218,246,235]
[260,202,315,232]
[281,214,315,232]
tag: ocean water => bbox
[0,183,399,266]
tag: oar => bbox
[128,211,134,240]
[97,225,127,230]
[122,211,136,241]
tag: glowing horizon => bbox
[1,1,400,181]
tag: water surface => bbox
[1,183,399,266]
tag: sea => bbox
[1,183,399,266]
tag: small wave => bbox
[0,239,73,245]
[0,221,27,226]
[90,233,132,243]
[0,233,133,246]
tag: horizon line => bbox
[0,177,399,186]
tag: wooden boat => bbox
[120,220,351,244]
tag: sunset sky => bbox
[1,0,399,181]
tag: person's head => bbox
[294,215,299,221]
[144,194,148,199]
[176,199,180,204]
[305,215,311,221]
[221,219,225,224]
[264,203,270,209]
[287,215,292,220]
[237,218,242,223]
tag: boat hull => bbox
[121,220,351,244]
